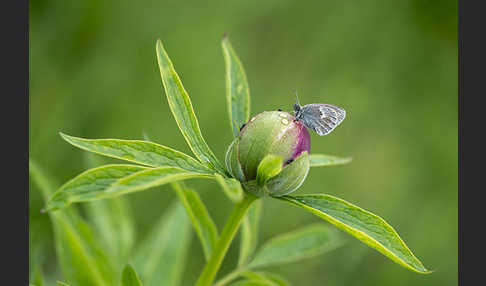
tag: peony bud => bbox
[225,110,310,197]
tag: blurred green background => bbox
[29,0,457,285]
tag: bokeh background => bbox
[29,0,457,285]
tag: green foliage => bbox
[45,164,147,211]
[172,182,219,260]
[238,200,263,267]
[133,202,192,286]
[278,195,430,273]
[120,265,143,286]
[32,32,431,286]
[84,198,135,264]
[239,271,290,286]
[31,0,457,284]
[60,133,214,173]
[216,224,341,286]
[46,165,214,211]
[156,39,226,174]
[214,173,244,202]
[30,159,117,286]
[309,154,352,167]
[247,224,343,268]
[222,35,251,136]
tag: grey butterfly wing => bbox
[298,104,346,136]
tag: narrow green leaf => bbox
[102,167,214,198]
[172,182,219,261]
[240,272,290,286]
[156,39,225,174]
[53,212,119,285]
[222,36,251,136]
[238,199,262,266]
[82,153,136,268]
[247,224,343,269]
[215,173,244,202]
[133,202,192,286]
[85,198,135,264]
[47,165,215,211]
[45,164,148,211]
[60,133,213,174]
[29,159,59,201]
[56,282,70,286]
[278,194,430,273]
[256,155,283,186]
[309,154,352,167]
[120,265,143,286]
[29,159,117,285]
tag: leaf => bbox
[238,199,262,266]
[156,39,225,174]
[45,164,148,211]
[29,159,117,285]
[133,202,192,286]
[309,154,352,167]
[214,173,244,202]
[53,212,119,285]
[60,133,213,174]
[82,153,136,268]
[46,165,214,211]
[240,272,290,286]
[222,35,251,136]
[56,282,70,286]
[278,194,430,273]
[172,182,219,261]
[247,224,343,269]
[120,265,143,286]
[102,167,214,197]
[256,155,283,186]
[84,198,135,264]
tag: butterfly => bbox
[293,103,346,136]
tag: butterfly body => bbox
[293,103,346,136]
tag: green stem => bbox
[195,193,257,286]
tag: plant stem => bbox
[195,193,257,286]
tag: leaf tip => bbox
[222,32,229,40]
[58,132,72,142]
[156,38,164,52]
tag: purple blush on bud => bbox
[292,121,311,160]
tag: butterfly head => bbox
[293,103,301,114]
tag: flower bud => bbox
[225,110,310,197]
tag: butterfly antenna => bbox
[292,89,301,106]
